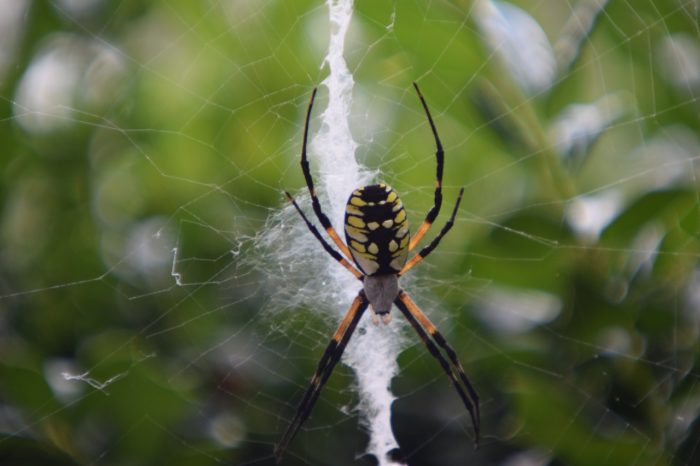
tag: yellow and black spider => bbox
[275,83,479,462]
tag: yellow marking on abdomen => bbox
[346,204,363,216]
[390,256,406,271]
[345,225,368,242]
[350,240,366,253]
[347,216,366,228]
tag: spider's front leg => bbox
[394,290,480,446]
[274,291,369,463]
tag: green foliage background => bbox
[1,1,699,465]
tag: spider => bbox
[275,83,479,462]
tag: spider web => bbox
[1,1,700,465]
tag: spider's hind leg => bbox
[284,191,363,280]
[299,87,355,263]
[408,82,445,251]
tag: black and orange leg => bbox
[284,191,363,280]
[394,290,480,446]
[399,187,464,276]
[409,82,445,251]
[275,292,369,462]
[299,87,355,262]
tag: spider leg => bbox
[399,187,464,276]
[285,191,363,280]
[275,291,369,462]
[394,290,480,446]
[409,82,445,251]
[299,87,355,262]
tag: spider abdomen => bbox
[343,183,410,276]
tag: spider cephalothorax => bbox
[276,83,479,463]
